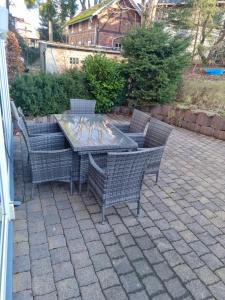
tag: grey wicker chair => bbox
[17,105,61,136]
[113,109,150,143]
[18,118,74,196]
[132,118,173,182]
[69,99,96,114]
[88,148,161,223]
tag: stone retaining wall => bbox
[113,105,225,141]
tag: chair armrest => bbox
[89,154,105,177]
[29,133,66,151]
[126,133,145,148]
[111,121,130,133]
[27,122,60,135]
[29,148,73,169]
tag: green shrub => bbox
[122,24,190,105]
[82,54,126,113]
[10,69,90,116]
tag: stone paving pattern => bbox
[13,115,225,299]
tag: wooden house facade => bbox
[67,0,141,49]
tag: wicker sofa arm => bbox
[111,121,130,133]
[126,133,145,147]
[27,122,60,135]
[29,134,67,151]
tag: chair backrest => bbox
[144,118,173,148]
[129,109,151,133]
[105,149,154,194]
[10,101,20,122]
[70,99,96,114]
[17,118,31,152]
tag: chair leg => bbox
[102,206,105,224]
[70,168,73,195]
[137,200,140,216]
[155,171,159,184]
[31,183,35,199]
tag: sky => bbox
[0,0,40,28]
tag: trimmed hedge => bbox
[10,69,90,116]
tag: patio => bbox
[13,116,225,300]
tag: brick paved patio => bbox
[13,118,225,300]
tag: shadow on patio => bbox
[13,118,225,300]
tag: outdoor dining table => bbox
[54,114,138,192]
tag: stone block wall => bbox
[112,105,225,141]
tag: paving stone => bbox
[172,239,192,255]
[76,265,97,286]
[82,228,100,242]
[216,267,225,282]
[97,268,120,289]
[53,261,74,282]
[163,229,181,242]
[152,293,172,300]
[46,224,63,237]
[67,238,86,253]
[14,230,28,243]
[143,275,164,296]
[86,240,105,256]
[100,232,117,246]
[201,253,223,271]
[210,243,225,259]
[14,272,31,293]
[48,235,66,250]
[14,255,30,273]
[81,282,105,300]
[209,281,225,299]
[155,238,173,253]
[56,278,80,299]
[133,259,153,277]
[183,251,204,269]
[112,257,133,274]
[112,223,129,236]
[30,243,49,260]
[174,264,197,283]
[186,279,211,299]
[106,243,124,259]
[71,251,92,269]
[124,245,144,261]
[189,241,210,256]
[31,257,52,276]
[195,266,219,285]
[32,274,55,296]
[118,234,135,248]
[29,231,47,246]
[120,272,142,293]
[14,290,33,300]
[165,278,186,298]
[34,291,57,300]
[14,242,29,257]
[135,235,154,250]
[129,290,149,300]
[50,247,70,264]
[92,253,111,271]
[144,248,164,265]
[104,285,127,300]
[153,262,174,280]
[78,219,95,230]
[146,226,163,239]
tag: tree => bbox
[122,24,190,105]
[6,32,24,80]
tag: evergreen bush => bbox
[122,24,190,105]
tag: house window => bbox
[79,22,82,32]
[88,20,92,29]
[114,43,121,49]
[87,40,92,46]
[69,57,79,64]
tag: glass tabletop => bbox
[55,114,137,152]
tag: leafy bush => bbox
[122,24,190,105]
[10,69,90,116]
[82,54,126,112]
